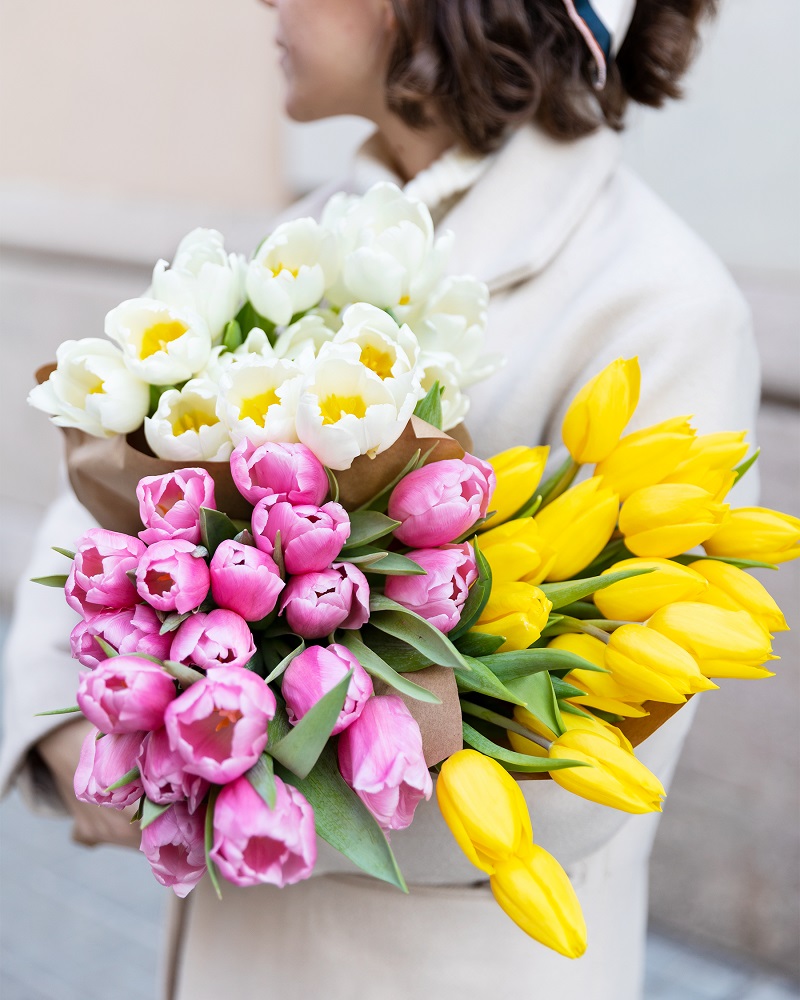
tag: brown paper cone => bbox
[373,667,463,768]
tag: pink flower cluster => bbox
[62,438,494,898]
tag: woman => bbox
[1,1,760,997]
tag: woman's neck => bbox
[371,109,458,183]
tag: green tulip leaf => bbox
[51,546,76,561]
[481,647,608,682]
[733,447,760,484]
[344,548,427,575]
[264,638,306,684]
[203,787,223,900]
[235,300,276,343]
[413,381,445,430]
[338,632,441,703]
[268,673,352,779]
[504,670,565,736]
[245,752,277,809]
[540,567,654,610]
[551,677,589,701]
[461,722,583,773]
[30,574,69,588]
[341,510,402,551]
[454,631,506,657]
[355,449,422,513]
[368,595,470,670]
[448,539,492,640]
[140,797,171,831]
[454,656,527,707]
[675,553,779,571]
[35,705,82,717]
[104,766,141,794]
[324,467,340,504]
[222,318,243,351]
[272,716,407,892]
[536,456,580,507]
[199,507,239,556]
[162,659,205,688]
[358,628,433,672]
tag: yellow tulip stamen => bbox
[171,410,219,436]
[398,294,410,306]
[360,343,395,380]
[319,393,367,426]
[86,378,105,395]
[139,320,189,360]
[239,389,280,427]
[269,263,299,279]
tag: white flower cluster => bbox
[29,183,503,471]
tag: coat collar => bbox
[352,123,621,293]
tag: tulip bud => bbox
[388,454,495,548]
[703,507,800,565]
[647,601,778,679]
[660,431,748,500]
[605,624,717,703]
[593,557,708,622]
[77,657,176,734]
[383,543,477,633]
[135,539,211,614]
[546,634,648,718]
[140,802,207,898]
[74,730,145,809]
[534,477,619,581]
[338,695,432,831]
[476,581,552,652]
[436,750,534,873]
[209,539,285,622]
[211,775,317,887]
[549,728,665,814]
[252,499,350,574]
[138,727,209,813]
[485,446,549,524]
[65,528,146,618]
[282,643,373,734]
[229,438,328,507]
[619,484,729,558]
[688,559,788,634]
[509,704,635,754]
[479,518,556,585]
[170,609,257,671]
[594,416,695,500]
[280,562,370,638]
[137,468,216,546]
[490,851,587,959]
[561,357,640,464]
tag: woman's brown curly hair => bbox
[386,0,718,154]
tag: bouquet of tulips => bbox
[29,181,799,959]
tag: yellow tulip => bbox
[594,416,695,500]
[648,601,778,679]
[480,518,556,585]
[549,729,665,814]
[688,559,788,634]
[703,507,800,565]
[510,704,635,753]
[534,477,620,581]
[436,750,533,873]
[476,582,552,652]
[547,633,649,718]
[490,850,587,958]
[485,446,549,525]
[619,483,729,558]
[677,430,749,472]
[593,557,708,622]
[606,624,718,703]
[561,357,641,463]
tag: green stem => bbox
[460,701,552,751]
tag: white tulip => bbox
[418,352,471,431]
[216,357,304,447]
[105,298,212,386]
[246,218,338,327]
[407,275,504,388]
[273,314,336,364]
[28,338,149,438]
[295,354,418,470]
[144,379,231,461]
[330,303,420,375]
[198,344,239,384]
[150,228,246,344]
[322,182,453,310]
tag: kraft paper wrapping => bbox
[37,364,468,765]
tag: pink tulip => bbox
[137,468,216,546]
[73,729,144,809]
[170,609,256,671]
[230,438,328,507]
[137,727,209,813]
[282,643,373,734]
[384,543,478,633]
[388,454,496,548]
[71,604,173,668]
[252,500,350,574]
[210,775,316,887]
[209,539,284,621]
[338,695,432,831]
[164,665,276,783]
[280,563,370,639]
[77,656,176,734]
[140,801,207,898]
[65,528,146,618]
[135,539,210,614]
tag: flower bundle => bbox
[28,182,798,959]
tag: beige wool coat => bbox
[1,123,760,999]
